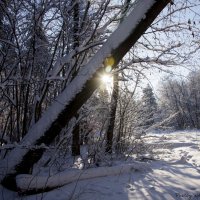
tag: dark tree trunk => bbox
[105,0,131,154]
[73,1,79,50]
[71,1,81,156]
[71,123,80,156]
[71,115,80,156]
[106,73,118,153]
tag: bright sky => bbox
[140,1,200,93]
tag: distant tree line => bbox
[159,70,200,130]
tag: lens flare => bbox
[104,56,115,67]
[105,65,112,73]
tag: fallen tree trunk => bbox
[16,161,151,194]
[0,0,170,190]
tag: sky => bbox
[140,1,200,94]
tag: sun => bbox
[101,74,113,85]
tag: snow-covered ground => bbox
[1,130,200,200]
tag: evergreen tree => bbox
[139,84,157,129]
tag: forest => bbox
[0,0,200,199]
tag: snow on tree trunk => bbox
[16,161,151,193]
[0,0,170,190]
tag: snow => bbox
[0,0,157,181]
[47,50,75,78]
[16,161,150,191]
[1,130,200,200]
